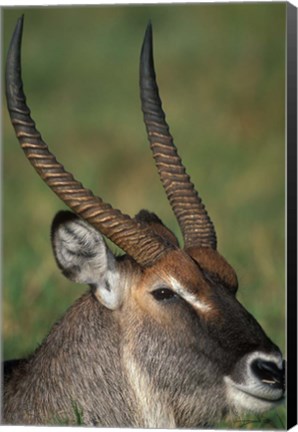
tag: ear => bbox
[135,209,179,247]
[186,246,238,294]
[51,211,124,310]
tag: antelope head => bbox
[5,16,285,427]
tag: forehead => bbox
[146,250,208,291]
[138,250,218,314]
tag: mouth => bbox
[224,353,285,414]
[224,376,285,414]
[226,375,284,401]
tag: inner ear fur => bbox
[135,210,179,247]
[186,246,238,293]
[51,210,111,283]
[51,210,124,310]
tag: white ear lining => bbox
[93,261,123,310]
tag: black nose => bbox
[251,358,285,392]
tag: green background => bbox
[3,4,286,428]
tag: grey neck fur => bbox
[4,292,144,426]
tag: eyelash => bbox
[151,287,178,302]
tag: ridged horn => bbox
[140,23,217,250]
[6,16,175,267]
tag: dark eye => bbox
[151,288,178,302]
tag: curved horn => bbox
[140,23,217,250]
[6,16,174,267]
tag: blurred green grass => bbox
[3,4,285,428]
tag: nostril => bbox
[251,358,285,391]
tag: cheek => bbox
[130,316,225,396]
[129,290,210,351]
[130,287,176,327]
[121,292,230,380]
[129,301,198,362]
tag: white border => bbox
[0,0,297,7]
[1,1,295,432]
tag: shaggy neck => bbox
[5,291,136,426]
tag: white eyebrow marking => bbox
[169,276,212,313]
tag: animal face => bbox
[51,210,284,426]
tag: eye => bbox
[151,288,178,302]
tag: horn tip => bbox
[8,14,24,59]
[6,15,25,108]
[14,14,24,38]
[145,20,152,35]
[140,20,154,79]
[18,14,25,23]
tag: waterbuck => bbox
[4,16,285,427]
